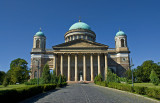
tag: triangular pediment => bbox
[53,39,108,49]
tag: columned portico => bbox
[83,54,86,81]
[75,54,78,81]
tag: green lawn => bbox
[0,84,28,90]
[130,83,160,88]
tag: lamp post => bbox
[130,58,134,87]
[35,60,39,85]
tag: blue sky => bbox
[0,0,160,72]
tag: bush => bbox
[3,76,9,87]
[145,88,160,99]
[150,69,159,86]
[108,82,134,92]
[0,84,56,102]
[25,78,43,85]
[94,74,103,84]
[106,69,119,83]
[134,86,147,95]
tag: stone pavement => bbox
[21,83,159,103]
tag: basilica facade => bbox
[30,20,130,82]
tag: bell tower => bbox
[32,28,46,52]
[115,30,127,49]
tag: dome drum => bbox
[64,29,96,42]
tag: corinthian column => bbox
[75,54,78,81]
[90,54,94,81]
[60,54,63,75]
[83,54,86,81]
[68,54,71,81]
[98,54,101,75]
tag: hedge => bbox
[108,82,134,92]
[145,88,160,99]
[95,82,160,100]
[0,84,56,102]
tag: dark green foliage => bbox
[134,86,147,95]
[125,69,132,80]
[94,74,103,84]
[25,78,43,85]
[57,74,62,87]
[7,58,29,84]
[106,69,119,83]
[57,74,67,87]
[108,82,134,92]
[145,88,160,99]
[41,64,51,84]
[150,69,159,85]
[95,81,160,100]
[50,71,57,84]
[134,60,160,83]
[0,84,56,102]
[2,76,9,87]
[0,71,6,85]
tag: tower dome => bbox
[116,30,126,36]
[69,21,91,30]
[35,28,45,36]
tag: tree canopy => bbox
[7,58,29,84]
[41,64,51,84]
[133,60,160,82]
[0,71,6,85]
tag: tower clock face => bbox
[122,58,126,61]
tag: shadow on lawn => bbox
[20,88,61,103]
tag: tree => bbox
[134,60,160,82]
[125,69,132,80]
[0,71,6,85]
[50,71,57,84]
[42,64,51,84]
[106,69,119,83]
[3,76,9,87]
[9,58,29,84]
[150,69,159,85]
[58,74,62,87]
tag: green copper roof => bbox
[116,30,126,36]
[35,28,45,36]
[69,21,91,30]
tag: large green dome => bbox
[69,22,91,30]
[116,30,126,36]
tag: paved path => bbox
[21,83,159,103]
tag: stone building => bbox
[30,20,130,82]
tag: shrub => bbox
[134,86,147,95]
[0,84,56,102]
[3,76,9,87]
[94,74,103,84]
[106,69,119,83]
[150,69,159,86]
[25,78,43,85]
[145,88,160,99]
[108,82,134,92]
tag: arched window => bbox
[121,39,125,47]
[36,39,40,48]
[34,71,37,78]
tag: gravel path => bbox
[21,83,159,103]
